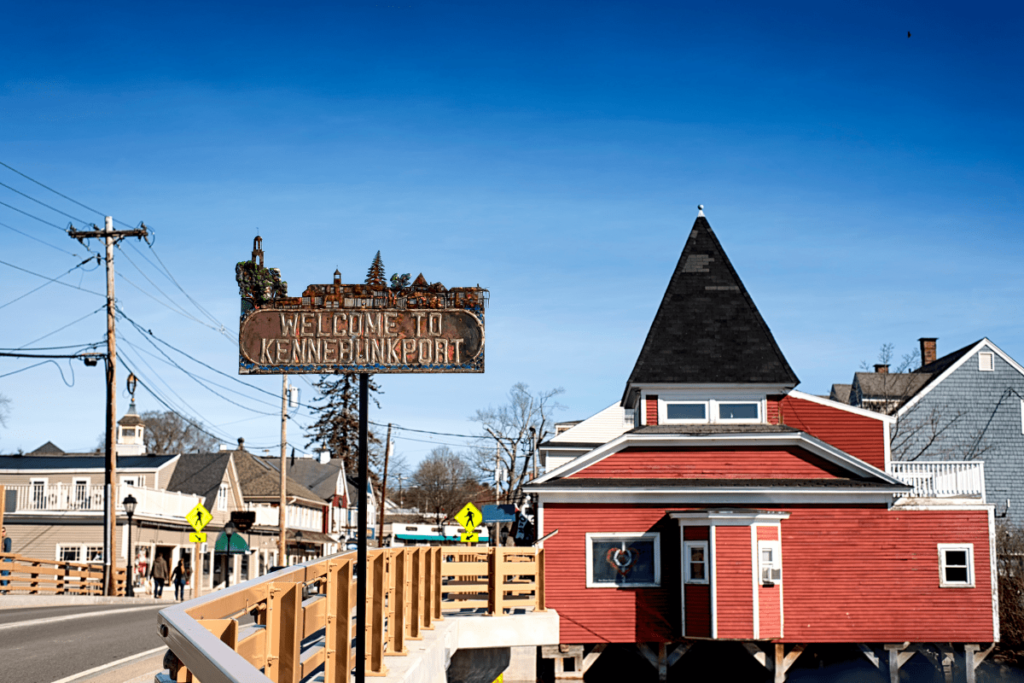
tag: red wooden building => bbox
[527,213,997,682]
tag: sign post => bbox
[236,238,486,683]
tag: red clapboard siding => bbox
[766,396,781,425]
[779,395,886,470]
[542,503,994,644]
[646,396,659,426]
[780,507,994,643]
[683,526,711,637]
[715,525,754,639]
[543,504,677,643]
[568,446,848,479]
[756,525,782,639]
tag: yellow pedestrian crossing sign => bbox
[454,502,482,532]
[186,503,212,533]
[189,532,207,543]
[460,532,479,543]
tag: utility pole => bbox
[279,375,288,566]
[68,217,147,596]
[377,423,392,544]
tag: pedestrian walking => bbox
[171,559,186,601]
[150,553,169,599]
[1,526,11,594]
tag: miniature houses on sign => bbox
[527,211,997,682]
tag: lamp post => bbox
[295,530,303,563]
[122,494,137,597]
[223,521,237,588]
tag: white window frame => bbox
[585,532,661,588]
[664,401,710,424]
[757,540,782,586]
[56,545,81,563]
[717,401,761,423]
[85,546,104,563]
[979,352,994,372]
[72,477,91,510]
[121,476,144,488]
[938,543,975,588]
[683,540,709,584]
[218,483,229,511]
[29,478,48,510]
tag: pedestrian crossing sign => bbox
[189,532,207,543]
[186,503,212,532]
[460,532,479,543]
[454,502,482,532]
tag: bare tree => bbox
[406,447,478,522]
[998,522,1024,658]
[469,383,564,505]
[855,344,995,462]
[95,410,219,454]
[0,392,9,435]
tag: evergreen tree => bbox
[305,374,386,486]
[366,251,387,287]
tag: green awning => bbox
[215,531,249,553]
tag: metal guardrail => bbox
[890,460,986,499]
[157,546,545,683]
[0,552,126,595]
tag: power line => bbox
[16,305,106,349]
[0,256,100,311]
[0,258,104,299]
[0,219,81,256]
[0,197,69,231]
[0,179,89,224]
[0,160,108,218]
[0,342,104,351]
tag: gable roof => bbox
[852,372,933,400]
[542,403,634,448]
[829,384,852,404]
[30,441,65,455]
[264,457,344,500]
[232,450,324,504]
[166,453,233,503]
[622,215,798,405]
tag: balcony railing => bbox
[890,461,986,500]
[244,503,323,531]
[9,483,201,519]
[157,546,545,683]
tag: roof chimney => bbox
[919,338,937,367]
[237,437,245,451]
[874,364,889,374]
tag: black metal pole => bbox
[127,514,134,597]
[356,373,368,683]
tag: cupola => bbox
[116,401,146,456]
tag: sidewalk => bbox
[52,649,168,683]
[0,593,182,609]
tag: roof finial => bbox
[697,204,705,217]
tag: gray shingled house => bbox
[834,337,1024,523]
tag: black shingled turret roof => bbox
[622,215,798,405]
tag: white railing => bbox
[890,461,986,500]
[244,503,323,531]
[9,483,201,518]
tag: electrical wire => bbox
[0,179,89,224]
[15,305,106,349]
[0,219,80,256]
[0,342,103,351]
[0,198,68,231]
[0,160,107,218]
[0,258,104,299]
[0,255,100,311]
[116,243,220,330]
[0,358,76,385]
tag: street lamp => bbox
[122,494,137,597]
[295,530,304,563]
[223,521,237,588]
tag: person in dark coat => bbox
[171,559,186,601]
[150,553,169,598]
[1,526,11,594]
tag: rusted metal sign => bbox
[237,238,486,374]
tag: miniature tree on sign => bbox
[366,251,387,288]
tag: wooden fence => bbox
[0,552,126,596]
[157,546,545,683]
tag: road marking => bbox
[0,604,166,631]
[49,646,167,683]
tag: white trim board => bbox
[530,430,903,486]
[536,490,898,505]
[898,338,1024,416]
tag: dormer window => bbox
[718,403,759,421]
[666,402,707,422]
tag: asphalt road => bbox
[1,604,168,683]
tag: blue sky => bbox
[1,0,1021,464]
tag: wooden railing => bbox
[890,461,986,499]
[157,546,545,683]
[0,552,126,596]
